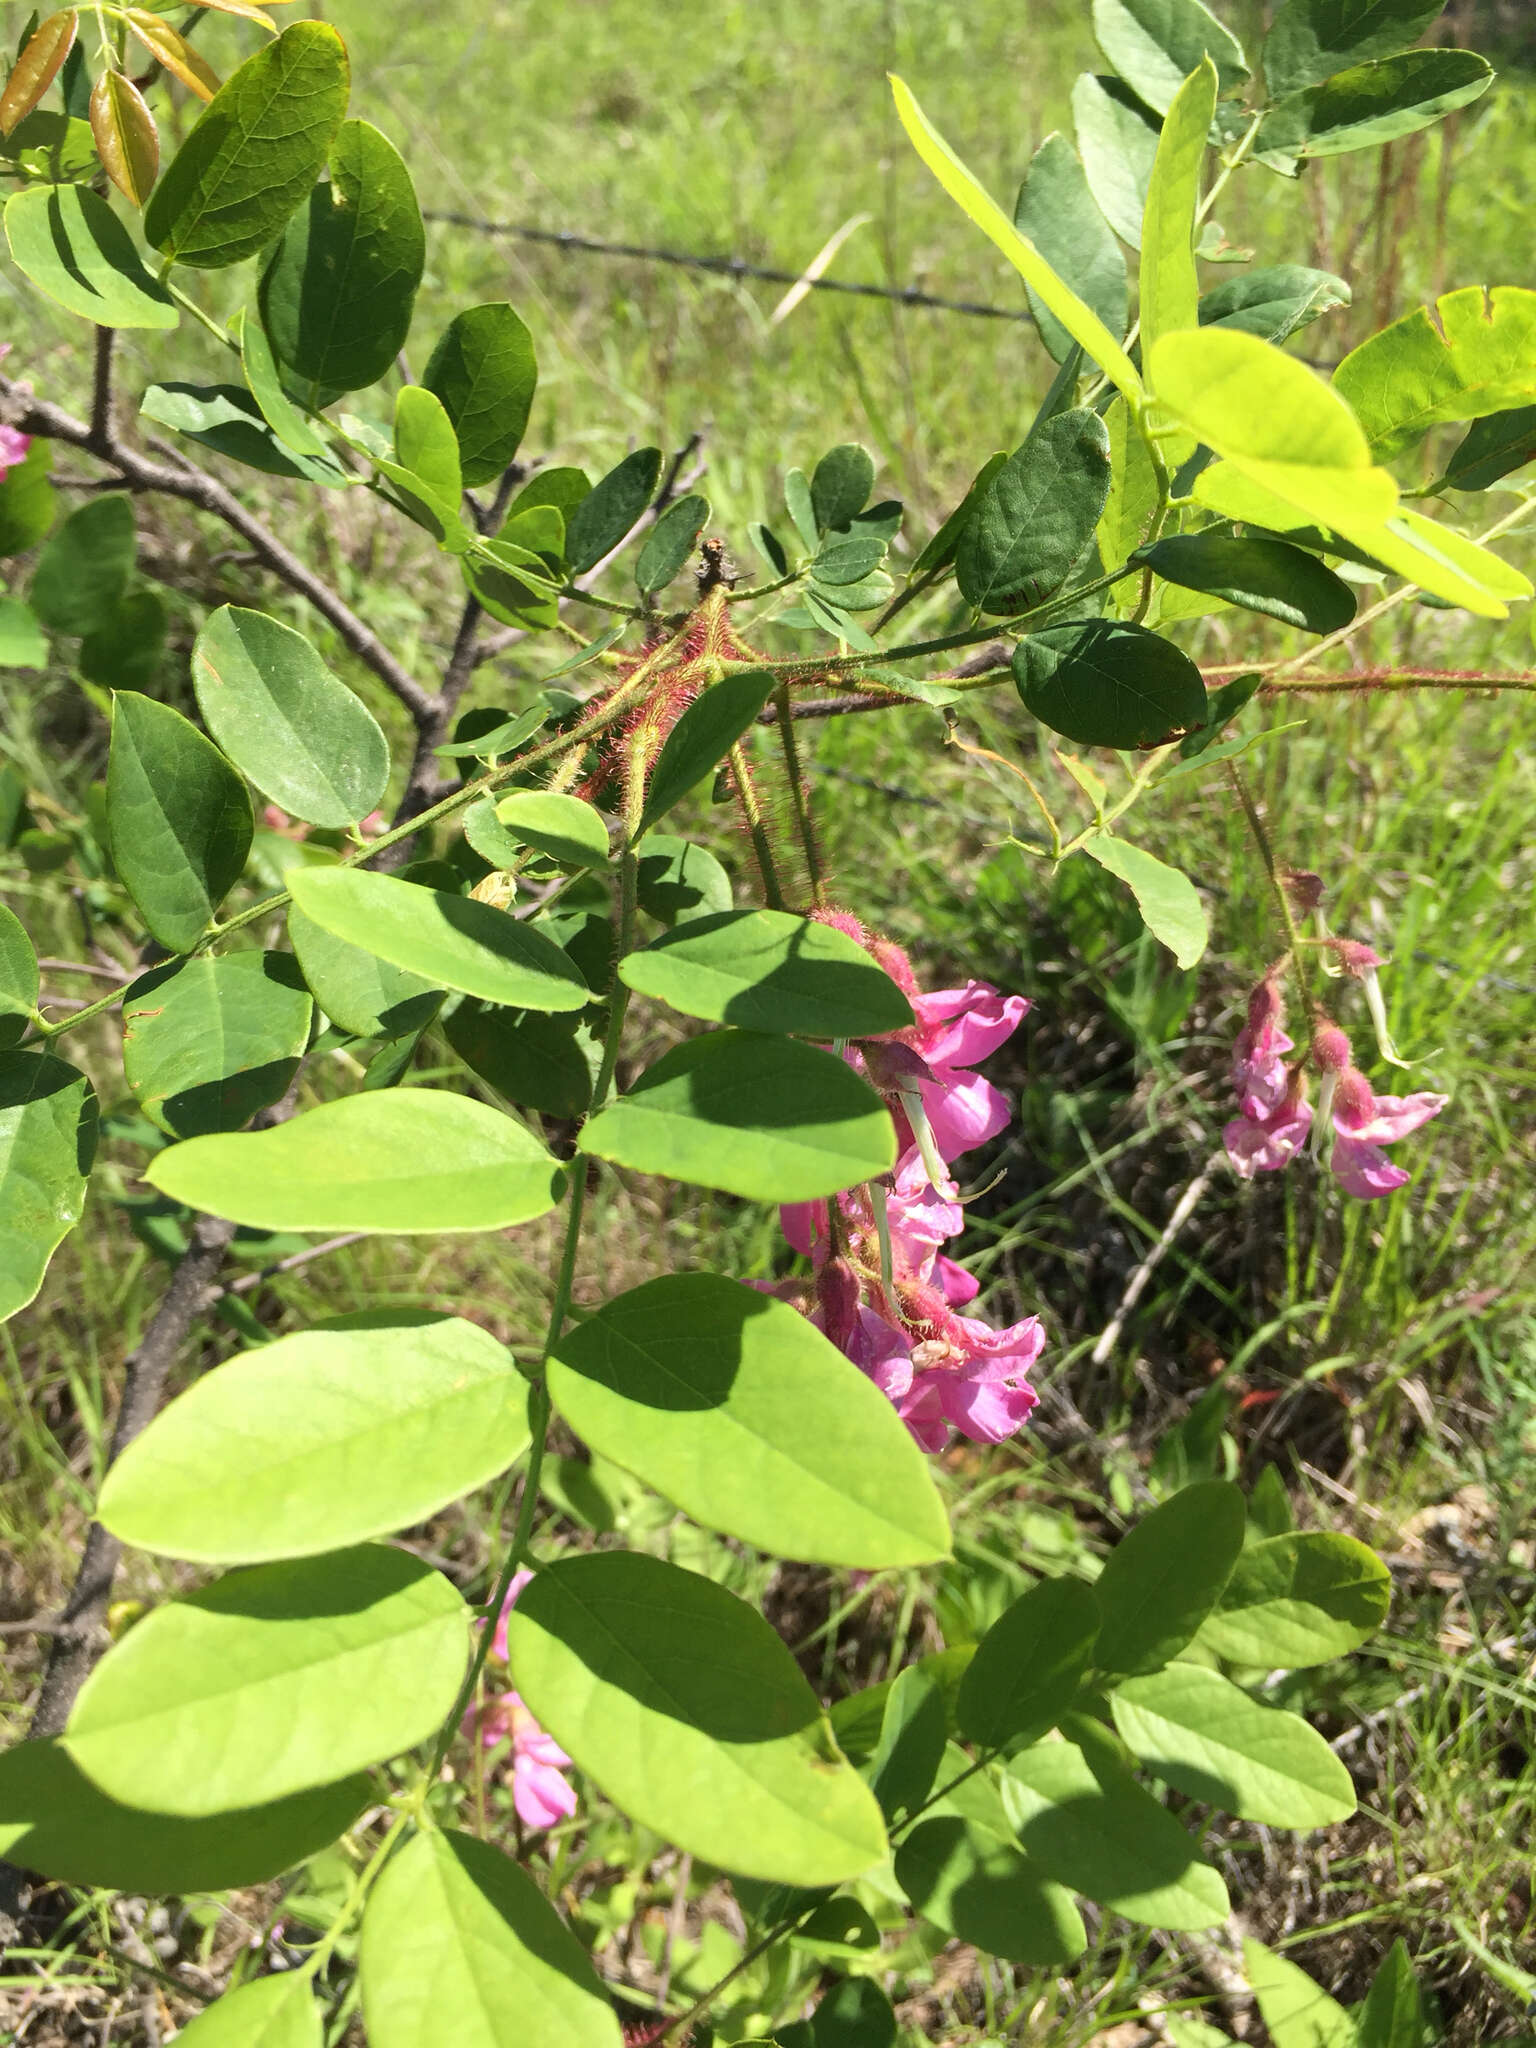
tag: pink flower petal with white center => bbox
[920,1070,1011,1159]
[938,1371,1039,1443]
[934,1253,979,1305]
[513,1753,578,1829]
[1335,1090,1448,1146]
[1329,1134,1411,1200]
[912,983,1029,1069]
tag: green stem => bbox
[658,1899,826,2044]
[727,567,803,605]
[1196,110,1265,227]
[297,1805,415,1980]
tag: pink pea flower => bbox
[0,345,31,480]
[1223,978,1314,1178]
[462,1568,577,1830]
[1322,1062,1448,1202]
[903,978,1030,1162]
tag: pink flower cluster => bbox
[463,1569,576,1830]
[0,347,30,480]
[770,925,1043,1453]
[1224,973,1447,1201]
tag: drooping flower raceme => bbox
[463,1569,576,1830]
[773,925,1042,1452]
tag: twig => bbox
[1090,1156,1221,1366]
[35,959,133,982]
[0,374,437,725]
[28,1212,239,1739]
[224,1232,370,1297]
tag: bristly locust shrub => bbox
[0,0,1528,2038]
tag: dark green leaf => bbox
[635,491,710,594]
[1072,73,1163,249]
[1256,49,1491,162]
[957,1575,1100,1749]
[444,1000,595,1118]
[98,1314,529,1563]
[784,466,818,551]
[144,21,350,270]
[805,1980,896,2048]
[259,117,423,402]
[79,588,168,691]
[434,702,550,761]
[1093,1480,1245,1678]
[565,447,662,574]
[146,1089,565,1233]
[810,444,875,534]
[1014,132,1127,363]
[120,952,311,1139]
[1197,1530,1391,1666]
[63,1546,468,1814]
[286,867,589,1012]
[505,1552,887,1884]
[107,694,253,954]
[1438,405,1536,492]
[0,596,45,670]
[0,903,38,1047]
[578,1028,895,1202]
[29,496,134,636]
[1013,618,1208,746]
[546,1273,950,1568]
[1264,0,1448,99]
[0,1739,369,1893]
[957,410,1111,614]
[1003,1735,1229,1929]
[4,183,178,327]
[813,533,887,585]
[0,1051,97,1322]
[236,305,336,462]
[1198,265,1351,345]
[0,439,56,558]
[1092,0,1249,113]
[895,1815,1087,1963]
[192,606,389,828]
[1138,534,1356,632]
[619,908,913,1038]
[635,834,733,926]
[422,303,538,487]
[288,901,441,1040]
[361,1830,622,2048]
[638,668,781,833]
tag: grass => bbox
[4,0,1536,2041]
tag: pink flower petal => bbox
[1329,1134,1411,1200]
[913,983,1029,1069]
[513,1755,578,1830]
[934,1253,979,1306]
[920,1070,1011,1159]
[1224,1103,1313,1178]
[1334,1089,1448,1146]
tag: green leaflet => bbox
[0,440,56,558]
[423,302,539,487]
[106,694,253,954]
[636,491,711,594]
[4,182,178,328]
[1243,1938,1355,2048]
[1013,619,1208,748]
[891,75,1142,402]
[0,1739,369,1894]
[1081,834,1210,969]
[1072,73,1163,250]
[1092,1480,1246,1678]
[1198,265,1351,345]
[1139,60,1217,365]
[896,1815,1086,1964]
[578,1028,895,1202]
[957,1575,1101,1750]
[144,22,350,269]
[63,1545,469,1815]
[0,1052,97,1322]
[1109,1665,1356,1827]
[1137,534,1357,633]
[547,1273,950,1568]
[494,790,611,868]
[121,951,312,1138]
[288,901,442,1041]
[956,410,1112,615]
[1335,285,1536,459]
[259,117,424,402]
[505,1551,888,1884]
[361,1831,622,2048]
[0,903,39,1047]
[1197,1530,1391,1666]
[146,1089,566,1234]
[1091,0,1248,113]
[1003,1734,1230,1930]
[638,668,782,833]
[162,1975,321,2048]
[565,447,662,573]
[619,908,913,1038]
[98,1314,530,1563]
[1263,0,1449,99]
[192,606,390,828]
[30,495,135,636]
[1013,132,1126,365]
[286,866,589,1011]
[1256,48,1492,162]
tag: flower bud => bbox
[1310,1020,1352,1073]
